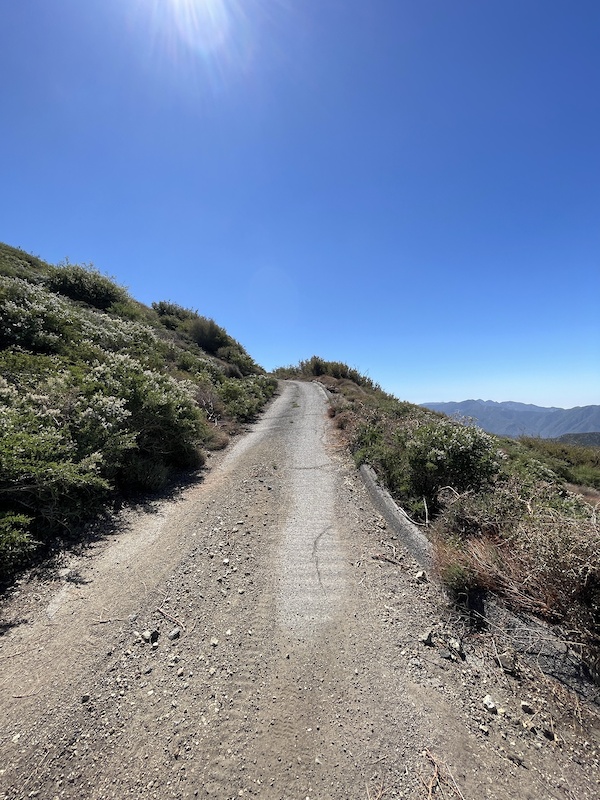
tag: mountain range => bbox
[421,399,600,439]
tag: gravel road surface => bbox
[1,381,599,799]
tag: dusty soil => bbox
[1,381,599,799]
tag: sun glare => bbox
[166,0,234,55]
[137,0,263,92]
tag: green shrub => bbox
[46,261,128,310]
[117,455,171,493]
[275,356,376,389]
[217,375,277,422]
[0,277,161,362]
[0,513,36,579]
[518,436,600,490]
[351,412,499,519]
[0,276,79,353]
[152,301,199,332]
[0,352,210,536]
[152,300,199,322]
[216,345,257,376]
[188,317,259,375]
[84,354,209,482]
[0,243,50,282]
[0,377,112,529]
[176,350,200,372]
[571,464,600,489]
[107,298,149,322]
[405,419,499,515]
[188,316,230,354]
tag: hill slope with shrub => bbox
[0,242,277,582]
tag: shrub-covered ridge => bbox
[0,243,277,580]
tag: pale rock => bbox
[448,638,463,655]
[497,650,516,673]
[483,694,497,713]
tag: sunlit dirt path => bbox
[1,382,598,799]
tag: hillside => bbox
[0,242,277,581]
[557,431,600,447]
[423,398,600,438]
[277,357,600,682]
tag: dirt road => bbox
[1,381,599,799]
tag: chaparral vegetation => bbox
[0,242,277,581]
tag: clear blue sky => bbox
[1,1,599,408]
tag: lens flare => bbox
[167,0,231,55]
[137,0,258,91]
[134,0,275,94]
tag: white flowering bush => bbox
[0,371,112,577]
[0,350,211,573]
[217,375,277,422]
[0,276,163,364]
[84,353,209,486]
[0,277,78,352]
[352,414,499,519]
[406,418,499,512]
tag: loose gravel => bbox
[0,381,599,799]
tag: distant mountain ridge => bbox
[422,399,600,439]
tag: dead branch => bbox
[370,755,388,765]
[422,749,466,800]
[491,635,514,694]
[155,607,185,630]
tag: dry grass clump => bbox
[433,480,600,678]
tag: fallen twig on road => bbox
[155,607,185,630]
[0,646,44,661]
[366,779,388,799]
[421,749,466,799]
[370,755,388,766]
